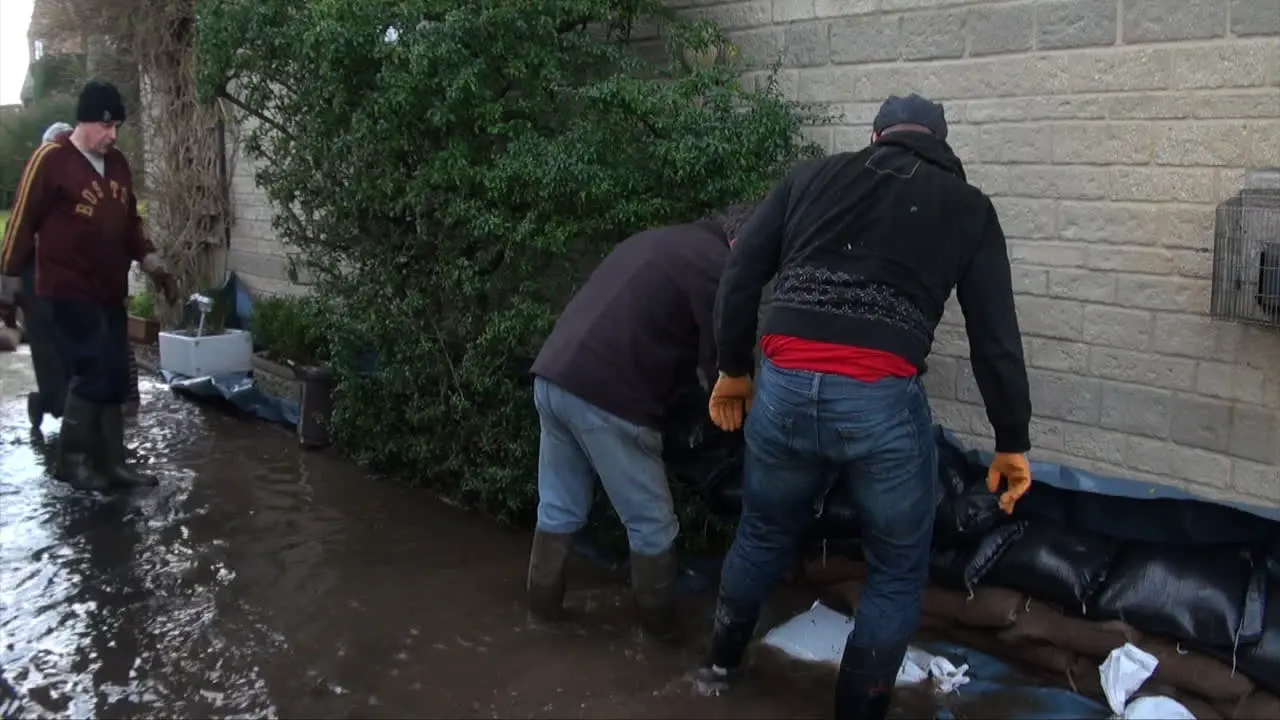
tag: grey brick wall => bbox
[224,122,305,297]
[681,0,1280,504]
[220,0,1280,503]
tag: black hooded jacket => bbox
[715,132,1032,453]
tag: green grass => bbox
[0,209,8,237]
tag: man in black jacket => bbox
[700,95,1034,720]
[527,206,754,639]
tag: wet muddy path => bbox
[1,347,845,719]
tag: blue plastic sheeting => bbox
[156,271,301,427]
[180,272,254,336]
[945,427,1280,525]
[936,428,1280,552]
[160,370,300,428]
[916,640,1109,720]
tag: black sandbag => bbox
[1200,560,1279,695]
[933,434,1277,548]
[1090,542,1259,649]
[814,481,859,541]
[703,453,743,518]
[933,439,1003,547]
[930,522,1025,591]
[930,547,970,589]
[661,380,721,469]
[1240,563,1268,643]
[967,521,1026,585]
[981,519,1119,615]
[1238,561,1279,694]
[1014,481,1279,548]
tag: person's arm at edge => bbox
[955,199,1032,454]
[713,174,792,378]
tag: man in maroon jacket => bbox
[0,80,177,492]
[526,206,754,639]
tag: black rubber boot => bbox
[56,395,111,492]
[691,600,759,694]
[99,403,158,488]
[27,391,43,430]
[630,551,679,640]
[526,530,574,623]
[833,641,910,720]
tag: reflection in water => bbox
[0,367,839,719]
[0,354,1027,719]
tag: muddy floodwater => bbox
[1,346,1051,719]
[0,347,850,719]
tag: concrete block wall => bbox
[684,0,1280,503]
[224,122,305,298]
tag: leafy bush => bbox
[27,55,87,104]
[250,293,325,365]
[196,0,827,552]
[0,93,77,205]
[128,287,156,320]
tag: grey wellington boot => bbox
[55,395,111,492]
[99,403,158,488]
[527,530,574,623]
[27,391,42,430]
[631,550,679,640]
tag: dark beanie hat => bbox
[873,93,947,141]
[76,80,127,124]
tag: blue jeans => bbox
[533,377,679,557]
[717,359,937,651]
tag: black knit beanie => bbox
[76,80,127,124]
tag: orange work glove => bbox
[708,374,753,432]
[986,452,1032,515]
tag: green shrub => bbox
[197,0,828,554]
[0,93,77,203]
[128,287,156,320]
[250,294,325,365]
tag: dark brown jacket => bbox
[531,221,729,429]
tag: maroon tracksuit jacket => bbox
[0,132,155,304]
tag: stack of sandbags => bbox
[811,572,1280,720]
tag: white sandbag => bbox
[760,602,970,693]
[1100,643,1196,719]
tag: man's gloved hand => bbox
[986,452,1032,514]
[708,373,753,432]
[141,253,178,304]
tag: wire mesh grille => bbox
[1211,189,1280,328]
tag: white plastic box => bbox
[158,328,253,378]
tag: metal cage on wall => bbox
[1211,184,1280,329]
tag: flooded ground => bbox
[0,345,1065,719]
[1,346,848,719]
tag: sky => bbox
[0,0,35,105]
